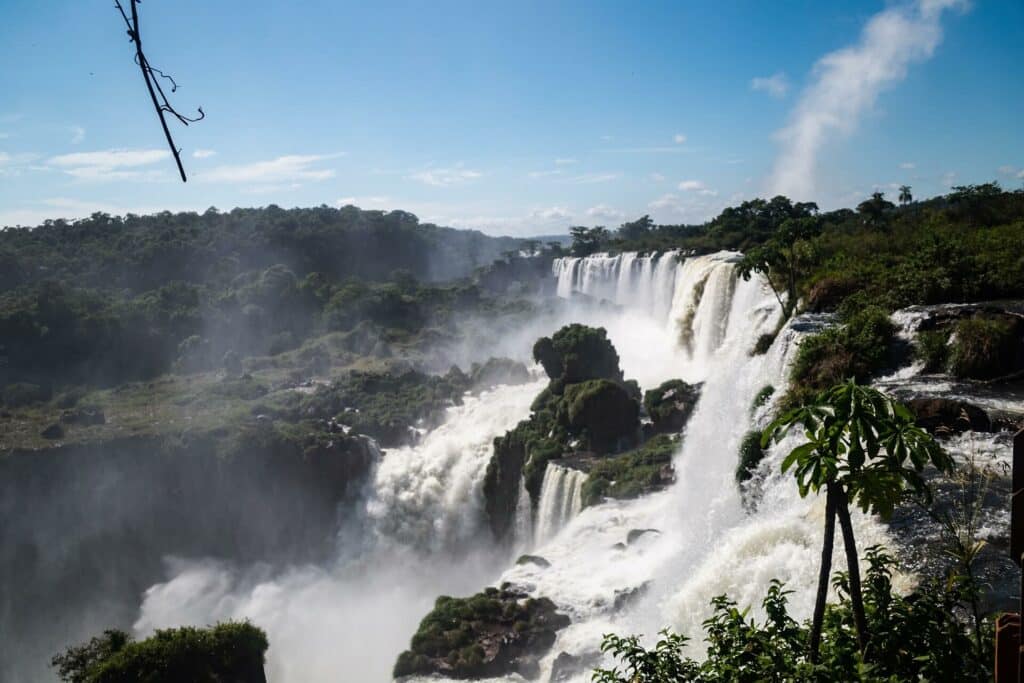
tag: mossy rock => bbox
[394,587,569,680]
[642,379,701,436]
[562,379,639,453]
[532,324,623,384]
[581,434,677,507]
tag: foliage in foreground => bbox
[594,549,991,682]
[52,622,268,683]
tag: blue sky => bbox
[1,0,1022,236]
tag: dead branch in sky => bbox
[114,0,204,182]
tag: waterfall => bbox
[503,250,901,681]
[534,464,586,545]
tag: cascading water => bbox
[534,464,587,545]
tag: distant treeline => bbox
[0,205,540,392]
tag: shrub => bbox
[582,435,677,506]
[735,430,764,484]
[750,385,774,412]
[947,316,1020,379]
[790,306,895,392]
[915,328,950,372]
[52,622,268,683]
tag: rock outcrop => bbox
[643,379,701,436]
[393,586,570,680]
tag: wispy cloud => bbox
[528,169,563,179]
[649,172,666,182]
[201,154,338,184]
[565,172,620,184]
[769,0,967,199]
[48,148,170,181]
[750,72,790,98]
[678,179,718,196]
[409,164,482,187]
[0,197,196,228]
[996,165,1024,180]
[193,148,216,159]
[337,196,392,208]
[603,146,691,154]
[69,125,85,144]
[586,204,624,223]
[554,158,578,166]
[530,206,573,222]
[673,133,687,144]
[900,161,916,170]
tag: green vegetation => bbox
[581,434,678,506]
[947,315,1021,379]
[393,586,569,679]
[572,184,1024,318]
[786,307,895,405]
[734,430,764,485]
[52,622,268,683]
[763,381,951,659]
[594,548,991,682]
[914,328,951,372]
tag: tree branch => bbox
[114,0,203,182]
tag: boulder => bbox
[908,398,992,434]
[471,357,531,389]
[40,423,64,440]
[626,528,660,545]
[643,379,701,436]
[549,651,602,682]
[516,555,551,569]
[393,586,571,680]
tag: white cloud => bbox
[1019,170,1024,180]
[565,172,619,184]
[769,0,966,199]
[941,170,957,188]
[750,72,790,98]
[554,158,578,166]
[900,161,916,169]
[201,154,338,184]
[48,148,170,181]
[69,126,85,144]
[585,204,624,222]
[528,169,562,179]
[678,179,718,196]
[193,149,216,159]
[649,172,666,182]
[337,196,392,208]
[409,165,482,187]
[673,133,687,144]
[0,197,197,228]
[530,206,573,222]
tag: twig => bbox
[114,0,203,182]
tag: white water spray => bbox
[534,464,587,545]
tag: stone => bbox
[516,554,551,568]
[908,397,992,435]
[40,423,64,439]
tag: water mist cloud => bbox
[768,0,967,199]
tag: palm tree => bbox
[898,185,913,206]
[762,380,952,661]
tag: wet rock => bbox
[562,379,639,453]
[908,397,993,435]
[471,357,531,389]
[613,582,650,611]
[516,554,551,568]
[40,423,64,440]
[626,528,660,545]
[549,651,602,682]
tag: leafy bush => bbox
[52,622,268,683]
[914,328,950,372]
[947,315,1020,379]
[594,549,991,682]
[2,382,50,407]
[790,307,894,392]
[750,385,774,411]
[532,324,623,384]
[582,435,677,506]
[735,430,764,484]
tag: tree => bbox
[735,212,820,319]
[856,192,895,228]
[761,380,952,661]
[569,226,609,257]
[617,215,654,241]
[898,185,912,206]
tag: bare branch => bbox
[113,0,203,182]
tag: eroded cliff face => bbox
[0,430,377,683]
